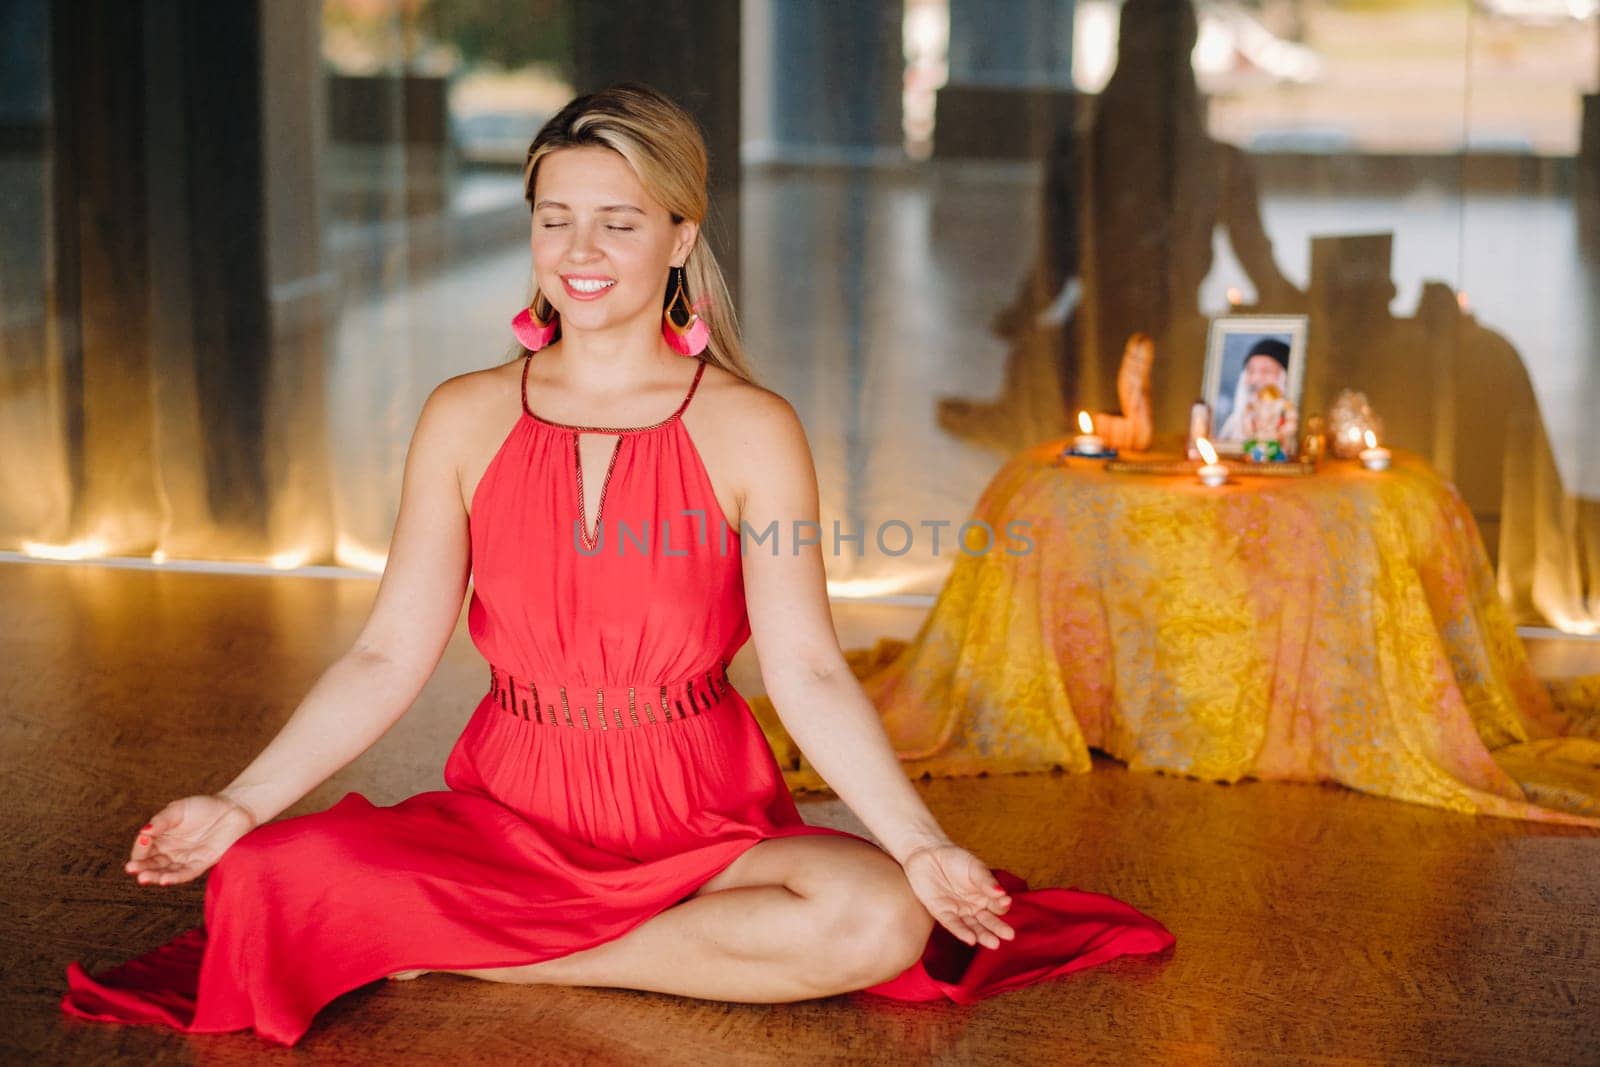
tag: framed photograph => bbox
[1200,315,1309,457]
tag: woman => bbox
[63,84,1172,1047]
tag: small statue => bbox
[1300,414,1326,465]
[1239,383,1299,461]
[1092,332,1155,452]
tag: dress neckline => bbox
[520,354,707,435]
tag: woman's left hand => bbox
[900,843,1016,949]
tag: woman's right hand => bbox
[124,795,259,886]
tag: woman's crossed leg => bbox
[393,835,933,1002]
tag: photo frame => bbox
[1200,315,1309,457]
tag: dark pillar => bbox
[765,0,904,160]
[0,0,62,541]
[166,2,272,542]
[260,0,334,556]
[51,0,162,548]
[936,0,1077,160]
[46,0,282,555]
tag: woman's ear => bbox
[671,220,700,268]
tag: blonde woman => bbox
[65,84,1171,1047]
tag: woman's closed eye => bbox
[537,222,633,232]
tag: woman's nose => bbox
[567,221,603,261]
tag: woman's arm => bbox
[732,392,1014,947]
[729,391,960,851]
[126,377,478,886]
[216,378,476,825]
[733,392,958,863]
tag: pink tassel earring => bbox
[512,297,558,351]
[662,266,710,356]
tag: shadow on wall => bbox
[933,0,1599,632]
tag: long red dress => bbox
[62,355,1174,1046]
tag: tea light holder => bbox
[1359,430,1391,472]
[1328,390,1383,459]
[1195,437,1229,487]
[1072,410,1104,455]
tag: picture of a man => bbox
[1216,337,1291,444]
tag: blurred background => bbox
[1,0,1597,633]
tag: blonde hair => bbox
[517,83,755,383]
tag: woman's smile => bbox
[560,274,617,300]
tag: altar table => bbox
[752,441,1600,825]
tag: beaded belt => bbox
[487,660,734,731]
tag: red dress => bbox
[62,355,1174,1046]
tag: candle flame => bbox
[1226,286,1243,305]
[1364,429,1378,449]
[1196,437,1219,465]
[1077,410,1094,434]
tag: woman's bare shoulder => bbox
[431,358,521,408]
[694,363,803,436]
[406,359,524,480]
[689,361,813,517]
[418,359,521,430]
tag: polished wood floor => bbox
[5,561,1598,1065]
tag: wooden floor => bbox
[5,561,1598,1065]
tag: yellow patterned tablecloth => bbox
[753,443,1600,825]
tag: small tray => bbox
[1103,458,1318,477]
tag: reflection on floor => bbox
[11,561,1598,1063]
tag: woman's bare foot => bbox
[387,969,430,981]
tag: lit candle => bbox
[1226,286,1243,307]
[1073,410,1104,454]
[1195,437,1228,487]
[1359,429,1391,471]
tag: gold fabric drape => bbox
[753,444,1600,825]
